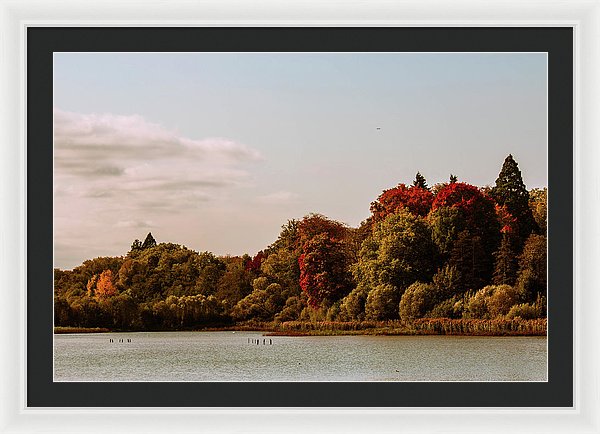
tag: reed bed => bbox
[54,319,546,336]
[54,326,110,334]
[271,318,546,336]
[408,318,547,336]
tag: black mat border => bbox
[27,27,573,407]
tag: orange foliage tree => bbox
[94,269,118,301]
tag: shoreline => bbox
[54,318,547,337]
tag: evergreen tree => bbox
[490,154,537,247]
[412,171,429,190]
[130,239,142,252]
[142,232,157,249]
[492,234,518,285]
[449,174,458,184]
[448,230,488,291]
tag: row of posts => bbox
[249,338,272,345]
[107,337,271,344]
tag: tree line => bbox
[54,154,547,331]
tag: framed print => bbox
[1,1,599,433]
[38,27,567,401]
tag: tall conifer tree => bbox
[412,172,429,190]
[490,154,537,248]
[492,235,518,285]
[142,232,157,249]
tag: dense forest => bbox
[54,155,547,332]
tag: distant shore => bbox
[54,318,546,337]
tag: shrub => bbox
[431,265,462,299]
[425,296,464,319]
[365,284,400,320]
[338,285,370,321]
[463,287,494,319]
[486,284,520,317]
[399,282,435,320]
[506,303,541,320]
[326,301,342,321]
[274,296,305,322]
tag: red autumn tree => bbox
[297,214,353,308]
[245,251,266,273]
[432,182,485,213]
[370,184,434,221]
[431,183,499,229]
[429,182,501,288]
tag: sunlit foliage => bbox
[54,154,547,331]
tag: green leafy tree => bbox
[338,285,370,321]
[486,284,520,318]
[529,188,547,236]
[429,206,465,256]
[353,209,437,296]
[69,296,102,328]
[425,295,465,319]
[261,248,301,297]
[214,256,254,311]
[431,265,462,299]
[429,182,500,288]
[515,234,547,302]
[399,282,436,320]
[101,293,139,329]
[231,277,287,321]
[265,219,300,254]
[462,284,519,319]
[274,295,307,322]
[365,284,400,320]
[193,252,227,295]
[130,239,143,252]
[54,296,72,326]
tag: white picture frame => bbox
[1,0,598,433]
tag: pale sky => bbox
[53,53,547,269]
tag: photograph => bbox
[52,51,549,383]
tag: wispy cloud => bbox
[256,191,298,204]
[54,108,261,203]
[54,108,261,163]
[114,220,154,229]
[54,108,263,267]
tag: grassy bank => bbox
[265,318,547,336]
[53,318,546,336]
[54,326,111,334]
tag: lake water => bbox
[54,331,547,382]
